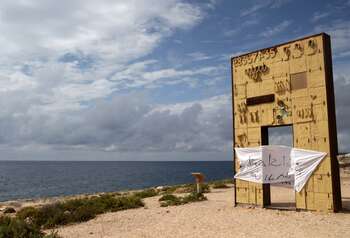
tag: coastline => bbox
[57,180,350,238]
[1,172,349,238]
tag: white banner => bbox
[234,146,327,192]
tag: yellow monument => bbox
[231,33,342,212]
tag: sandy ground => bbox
[57,177,350,238]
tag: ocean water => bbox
[0,161,233,202]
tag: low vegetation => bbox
[16,194,144,229]
[211,181,230,189]
[159,192,207,207]
[3,207,16,214]
[0,178,232,237]
[0,216,60,238]
[133,188,158,198]
[160,183,211,194]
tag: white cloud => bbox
[314,20,350,54]
[0,91,232,153]
[109,60,224,89]
[260,20,292,37]
[240,0,291,16]
[311,11,330,23]
[0,0,222,157]
[0,0,207,114]
[187,52,212,61]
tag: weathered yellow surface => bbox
[232,33,341,212]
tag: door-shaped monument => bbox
[231,33,341,212]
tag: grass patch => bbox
[16,194,144,229]
[211,181,230,189]
[161,183,210,194]
[159,192,207,207]
[0,216,60,238]
[133,188,158,198]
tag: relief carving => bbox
[274,79,290,93]
[233,48,277,67]
[307,39,318,55]
[282,46,291,61]
[236,133,248,147]
[245,64,269,81]
[237,102,248,124]
[292,43,304,58]
[295,104,314,122]
[274,100,291,124]
[249,110,260,123]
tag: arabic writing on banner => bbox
[234,146,327,191]
[234,146,293,184]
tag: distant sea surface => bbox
[0,161,233,202]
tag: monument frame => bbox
[231,33,342,212]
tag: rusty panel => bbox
[247,106,261,128]
[260,103,274,126]
[247,82,261,98]
[306,191,315,210]
[313,103,328,121]
[314,157,331,175]
[247,127,261,145]
[236,179,249,188]
[306,48,324,71]
[290,56,307,74]
[261,79,274,95]
[313,174,332,193]
[256,188,264,205]
[296,190,306,209]
[233,66,246,85]
[292,100,314,124]
[236,187,249,203]
[232,33,341,211]
[235,128,248,148]
[308,69,325,88]
[305,176,314,192]
[233,83,247,99]
[272,61,289,78]
[291,72,307,90]
[248,183,257,204]
[274,76,290,95]
[309,87,326,104]
[314,193,333,211]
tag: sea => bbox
[0,161,233,202]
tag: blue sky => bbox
[0,0,349,160]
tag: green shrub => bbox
[17,194,144,229]
[158,194,178,201]
[3,207,16,214]
[133,189,158,198]
[161,183,210,194]
[182,192,207,203]
[211,181,230,189]
[0,216,60,238]
[198,184,210,193]
[159,192,207,207]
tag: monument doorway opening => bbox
[262,125,296,209]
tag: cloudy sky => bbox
[0,0,349,161]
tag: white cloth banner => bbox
[234,146,327,192]
[289,148,327,192]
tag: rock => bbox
[3,207,16,214]
[63,210,71,216]
[156,186,164,190]
[24,217,33,224]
